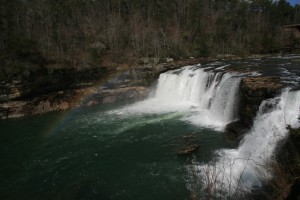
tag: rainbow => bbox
[42,68,131,139]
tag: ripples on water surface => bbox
[1,55,300,199]
[0,104,237,200]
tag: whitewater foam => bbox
[193,89,300,196]
[105,63,300,197]
[109,65,241,130]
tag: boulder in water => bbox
[225,120,249,139]
[176,144,200,155]
[182,134,197,140]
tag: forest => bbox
[0,0,300,72]
[1,2,300,199]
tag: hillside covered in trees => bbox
[0,0,300,76]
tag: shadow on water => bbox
[1,55,299,199]
[0,102,237,200]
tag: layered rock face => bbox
[0,58,209,119]
[0,87,150,119]
[0,59,287,122]
[224,76,284,138]
[239,76,284,127]
[0,66,150,119]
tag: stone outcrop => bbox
[176,144,200,155]
[239,76,284,127]
[225,120,249,139]
[0,57,224,119]
[0,80,22,101]
[0,66,110,101]
[85,87,150,105]
[133,57,216,85]
[0,62,154,119]
[0,86,150,119]
[0,58,288,121]
[224,76,285,138]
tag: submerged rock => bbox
[225,120,249,139]
[176,144,200,155]
[182,134,197,140]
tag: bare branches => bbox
[1,0,299,69]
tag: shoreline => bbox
[0,53,297,120]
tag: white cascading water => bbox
[194,89,300,197]
[110,64,300,197]
[112,65,241,130]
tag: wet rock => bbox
[1,58,205,119]
[225,120,249,139]
[240,76,284,127]
[1,101,26,119]
[176,144,200,155]
[0,107,8,119]
[99,87,150,104]
[86,100,98,106]
[0,86,150,119]
[182,134,197,140]
[271,127,300,200]
[166,58,174,63]
[102,95,116,103]
[81,87,148,105]
[242,77,283,93]
[216,54,241,60]
[0,81,22,102]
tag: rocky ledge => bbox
[225,76,285,137]
[240,76,284,127]
[0,86,150,119]
[0,58,287,121]
[0,58,208,120]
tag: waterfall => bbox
[195,89,300,196]
[112,65,241,130]
[108,64,300,197]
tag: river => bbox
[1,55,300,199]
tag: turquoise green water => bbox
[1,55,299,199]
[0,103,237,200]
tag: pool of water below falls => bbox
[0,104,237,200]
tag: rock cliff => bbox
[0,65,151,119]
[0,59,287,122]
[0,86,150,119]
[224,76,284,138]
[0,58,209,119]
[240,76,284,127]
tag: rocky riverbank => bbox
[0,86,150,119]
[0,56,288,121]
[1,55,299,199]
[0,58,211,119]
